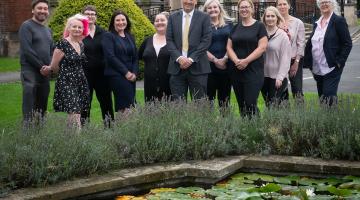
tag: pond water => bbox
[115,172,360,200]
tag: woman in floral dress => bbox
[42,14,90,128]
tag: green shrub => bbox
[48,0,156,79]
[1,97,360,194]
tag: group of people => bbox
[20,0,352,128]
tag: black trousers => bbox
[231,75,263,117]
[261,77,288,107]
[287,58,304,99]
[313,67,343,106]
[21,70,50,122]
[81,68,114,124]
[170,70,208,101]
[207,72,231,108]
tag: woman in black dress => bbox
[226,0,268,117]
[138,12,171,102]
[43,14,90,128]
[102,10,138,114]
[202,0,233,109]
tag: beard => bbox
[34,13,48,22]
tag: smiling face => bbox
[238,0,253,19]
[32,2,49,23]
[182,0,197,13]
[318,0,333,15]
[264,10,278,28]
[68,19,84,38]
[83,10,97,25]
[154,14,168,33]
[206,1,220,20]
[276,0,290,16]
[114,14,127,34]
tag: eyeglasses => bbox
[239,6,251,10]
[84,13,96,16]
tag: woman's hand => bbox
[236,58,249,70]
[214,57,227,70]
[289,61,299,77]
[275,79,283,89]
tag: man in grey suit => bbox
[166,0,212,100]
[19,0,53,124]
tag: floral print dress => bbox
[53,39,90,113]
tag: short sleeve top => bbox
[229,21,267,82]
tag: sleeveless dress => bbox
[53,39,90,113]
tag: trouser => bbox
[207,72,232,108]
[231,78,263,118]
[21,70,50,122]
[170,70,208,101]
[313,67,343,106]
[286,58,304,100]
[81,68,114,125]
[261,77,288,107]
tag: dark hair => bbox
[275,0,291,6]
[82,5,97,14]
[108,10,131,34]
[31,0,49,9]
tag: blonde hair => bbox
[316,0,340,15]
[262,6,285,26]
[156,11,170,19]
[202,0,234,27]
[63,14,89,38]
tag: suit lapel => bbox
[175,11,183,46]
[189,10,199,36]
[324,13,336,39]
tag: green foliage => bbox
[49,0,155,47]
[1,97,360,194]
[0,57,20,72]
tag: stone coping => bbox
[3,155,360,200]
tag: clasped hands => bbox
[178,56,193,70]
[40,65,52,77]
[234,58,249,70]
[125,71,136,82]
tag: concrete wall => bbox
[344,4,358,26]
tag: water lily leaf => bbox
[115,195,135,200]
[216,191,261,200]
[308,195,333,200]
[323,177,347,186]
[244,173,274,182]
[175,187,205,195]
[150,188,176,194]
[315,184,329,192]
[250,183,281,193]
[205,188,229,197]
[148,191,198,199]
[299,178,324,186]
[277,196,301,200]
[327,185,352,196]
[275,176,300,185]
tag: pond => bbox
[115,172,360,200]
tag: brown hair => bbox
[31,0,49,9]
[82,5,97,14]
[275,0,291,6]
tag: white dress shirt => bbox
[311,13,335,76]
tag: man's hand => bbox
[178,56,193,69]
[40,65,51,77]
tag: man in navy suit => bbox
[166,0,212,100]
[304,0,352,106]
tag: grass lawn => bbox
[0,81,328,129]
[0,57,20,72]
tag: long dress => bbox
[53,39,90,113]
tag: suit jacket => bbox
[102,31,138,77]
[166,10,212,75]
[304,13,352,70]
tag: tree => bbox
[49,0,155,47]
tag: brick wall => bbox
[0,0,32,57]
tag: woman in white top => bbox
[304,0,352,106]
[276,0,305,101]
[261,6,291,107]
[138,12,171,102]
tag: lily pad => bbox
[327,186,352,197]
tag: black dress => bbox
[53,39,90,113]
[139,36,171,102]
[228,21,267,117]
